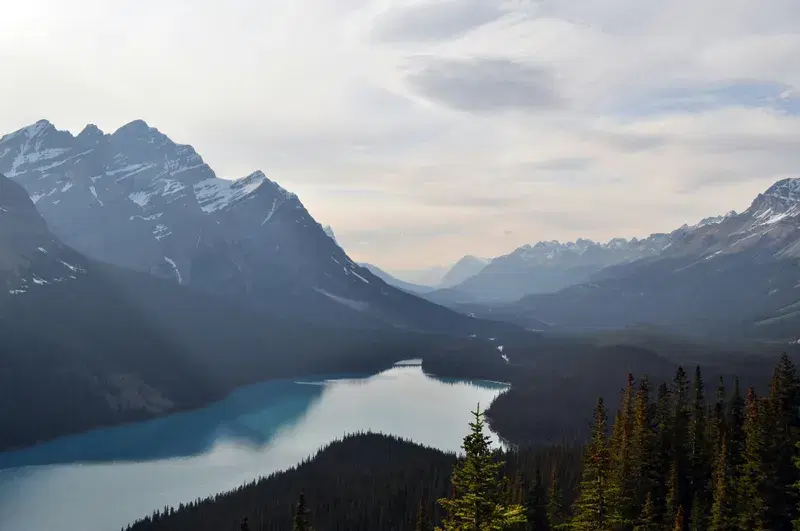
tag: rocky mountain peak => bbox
[744,177,800,225]
[764,177,800,202]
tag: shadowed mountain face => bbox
[469,178,800,340]
[0,172,485,451]
[0,120,511,336]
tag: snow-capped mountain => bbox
[429,234,676,304]
[0,120,508,334]
[473,177,800,340]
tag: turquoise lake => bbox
[0,362,508,531]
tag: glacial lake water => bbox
[0,362,508,531]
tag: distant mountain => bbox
[0,120,510,336]
[438,255,489,288]
[430,236,678,304]
[360,263,434,295]
[471,178,800,341]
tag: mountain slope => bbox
[475,178,800,340]
[0,120,505,335]
[360,263,433,294]
[0,173,471,451]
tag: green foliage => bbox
[737,388,768,530]
[709,438,733,531]
[524,469,549,531]
[547,468,566,530]
[633,493,658,531]
[672,506,685,531]
[570,398,619,530]
[438,405,526,531]
[291,493,312,531]
[416,498,434,531]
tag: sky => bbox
[1,0,800,273]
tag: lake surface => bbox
[0,362,508,531]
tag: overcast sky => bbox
[2,0,800,272]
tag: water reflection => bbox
[0,379,325,469]
[0,363,508,531]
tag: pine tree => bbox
[688,493,703,531]
[610,373,637,529]
[727,378,745,468]
[672,506,685,531]
[792,441,800,531]
[687,367,709,525]
[763,354,799,529]
[709,437,733,531]
[631,376,656,509]
[654,383,673,524]
[438,405,526,531]
[671,367,691,516]
[415,498,433,531]
[707,376,726,457]
[634,493,658,531]
[525,469,549,531]
[547,468,565,530]
[570,397,618,531]
[664,461,680,531]
[737,388,768,530]
[292,492,313,531]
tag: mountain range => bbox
[465,178,800,341]
[0,119,509,336]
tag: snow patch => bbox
[107,163,155,179]
[161,179,186,196]
[351,269,370,284]
[128,190,156,207]
[129,213,163,221]
[194,172,268,213]
[31,275,49,285]
[58,260,84,273]
[314,288,368,311]
[164,256,182,284]
[153,224,172,240]
[89,186,103,206]
[261,198,281,225]
[37,247,47,254]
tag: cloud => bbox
[404,57,562,112]
[371,0,506,43]
[1,0,800,268]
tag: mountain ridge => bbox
[467,177,800,340]
[0,119,514,336]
